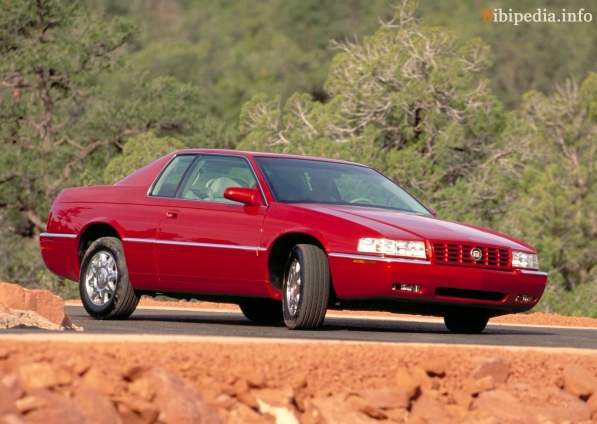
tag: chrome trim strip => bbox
[520,270,548,276]
[124,237,266,252]
[40,232,77,239]
[124,238,155,244]
[328,252,431,265]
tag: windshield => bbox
[254,157,431,215]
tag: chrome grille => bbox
[433,243,510,270]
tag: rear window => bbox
[149,155,196,197]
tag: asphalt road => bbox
[43,305,597,349]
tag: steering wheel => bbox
[349,197,374,204]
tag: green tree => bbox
[0,0,219,287]
[87,0,395,125]
[103,132,185,183]
[238,0,504,206]
[490,74,597,291]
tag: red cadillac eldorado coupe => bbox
[40,149,547,333]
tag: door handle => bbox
[165,209,179,219]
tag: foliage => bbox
[492,75,597,290]
[536,281,597,318]
[87,0,395,124]
[103,132,185,183]
[239,1,504,206]
[417,0,597,109]
[0,0,221,286]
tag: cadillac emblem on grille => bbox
[470,248,483,261]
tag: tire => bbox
[239,298,283,324]
[444,311,489,334]
[79,237,140,320]
[283,244,330,330]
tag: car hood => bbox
[295,204,534,251]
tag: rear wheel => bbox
[283,244,330,330]
[444,311,489,334]
[239,298,283,324]
[79,237,139,319]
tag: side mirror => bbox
[426,206,437,217]
[224,187,265,207]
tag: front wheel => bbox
[79,237,139,320]
[283,244,330,330]
[444,311,489,334]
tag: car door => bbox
[155,154,267,294]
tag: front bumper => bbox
[328,253,547,314]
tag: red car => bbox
[40,149,547,333]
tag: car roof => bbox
[172,149,368,168]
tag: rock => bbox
[586,392,597,414]
[127,378,155,402]
[445,404,468,421]
[0,283,71,327]
[0,346,10,360]
[528,386,590,422]
[18,388,90,424]
[1,373,23,400]
[450,389,473,409]
[409,393,453,423]
[394,368,419,398]
[304,397,379,424]
[471,389,539,424]
[24,289,71,327]
[563,363,597,398]
[211,393,236,410]
[55,367,74,386]
[472,355,510,384]
[423,358,449,377]
[72,381,123,424]
[17,363,57,391]
[227,402,273,424]
[257,399,300,424]
[252,386,294,407]
[0,284,26,310]
[15,395,51,414]
[345,395,386,419]
[461,413,499,424]
[0,414,27,424]
[237,390,259,410]
[0,301,10,314]
[463,375,495,396]
[82,368,115,396]
[64,356,91,376]
[354,388,410,409]
[0,310,65,331]
[410,366,433,390]
[234,367,265,388]
[382,408,409,422]
[135,366,221,424]
[112,395,159,424]
[0,380,18,415]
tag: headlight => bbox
[512,251,539,270]
[358,238,427,259]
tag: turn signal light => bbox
[515,294,536,303]
[392,284,421,293]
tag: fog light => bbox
[515,294,536,303]
[392,284,421,293]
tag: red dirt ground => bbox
[3,298,595,423]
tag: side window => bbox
[177,155,257,203]
[150,155,196,197]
